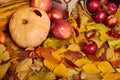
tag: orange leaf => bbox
[36,47,60,63]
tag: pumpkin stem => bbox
[22,19,28,24]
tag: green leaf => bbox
[43,37,73,49]
[108,39,120,50]
[43,37,60,49]
[28,67,56,80]
[86,23,110,42]
[28,75,39,80]
[80,13,94,26]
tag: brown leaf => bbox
[19,50,37,61]
[111,59,120,68]
[65,58,79,68]
[99,42,109,60]
[86,54,101,61]
[16,58,33,80]
[37,47,60,62]
[16,58,32,73]
[64,50,83,60]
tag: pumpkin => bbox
[9,7,50,48]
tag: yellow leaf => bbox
[67,43,80,52]
[53,63,68,77]
[0,44,6,53]
[0,62,11,79]
[115,8,120,22]
[67,68,79,77]
[68,16,78,28]
[78,26,86,32]
[96,48,105,58]
[74,32,86,43]
[91,34,105,48]
[86,23,110,42]
[16,58,32,73]
[0,51,10,62]
[106,48,114,60]
[0,44,10,64]
[16,58,33,80]
[75,58,93,67]
[82,63,100,74]
[52,48,67,55]
[44,59,58,71]
[96,61,115,74]
[108,39,120,50]
[17,70,29,80]
[80,13,91,26]
[52,48,67,61]
[102,73,120,80]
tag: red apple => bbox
[81,40,98,55]
[50,19,72,40]
[86,0,101,13]
[0,30,5,44]
[106,2,118,14]
[49,8,63,21]
[105,15,118,28]
[31,0,52,12]
[93,10,108,23]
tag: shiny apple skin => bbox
[49,8,63,21]
[86,0,101,13]
[50,19,72,40]
[81,40,98,55]
[31,0,52,12]
[105,15,118,28]
[93,10,108,23]
[107,2,118,14]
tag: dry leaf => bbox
[75,58,93,67]
[31,59,43,71]
[115,8,120,22]
[0,62,11,79]
[102,73,120,80]
[0,44,10,64]
[96,61,116,74]
[16,58,32,80]
[53,63,68,77]
[16,58,32,72]
[82,63,100,74]
[44,59,58,71]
